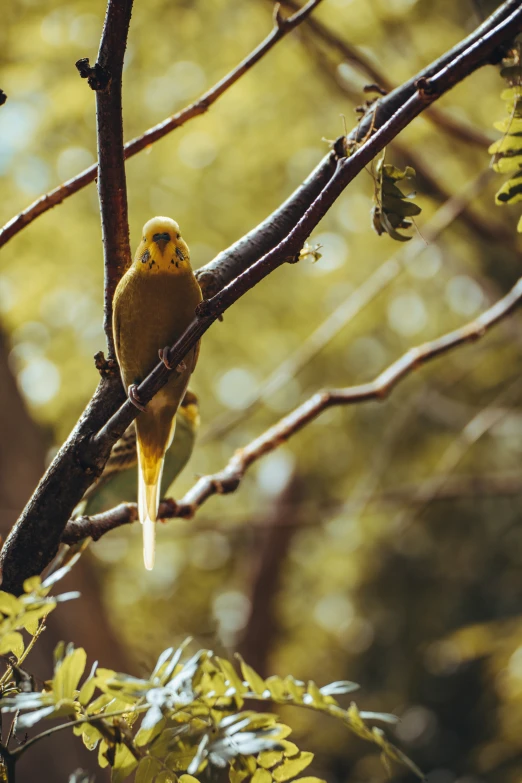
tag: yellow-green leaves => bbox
[491,46,522,231]
[0,570,78,681]
[372,160,421,242]
[0,638,420,782]
[53,646,87,702]
[237,654,266,695]
[111,743,139,783]
[0,632,24,658]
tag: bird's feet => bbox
[128,384,147,412]
[158,347,187,374]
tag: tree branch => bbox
[299,24,512,245]
[78,0,133,357]
[195,0,521,296]
[200,169,497,445]
[2,1,520,594]
[0,0,323,257]
[62,266,522,544]
[277,0,496,149]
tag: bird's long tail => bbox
[136,416,177,570]
[137,448,164,571]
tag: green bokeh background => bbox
[2,0,522,780]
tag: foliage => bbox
[371,159,422,242]
[0,586,421,783]
[0,565,78,667]
[490,45,522,230]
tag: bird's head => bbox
[135,216,191,273]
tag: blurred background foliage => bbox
[2,0,522,781]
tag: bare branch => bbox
[200,169,497,445]
[76,0,133,356]
[0,0,323,256]
[277,0,496,149]
[62,266,522,544]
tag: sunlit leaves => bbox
[371,159,421,242]
[0,569,78,668]
[0,636,421,782]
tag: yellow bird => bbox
[112,217,202,570]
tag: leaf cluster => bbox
[0,635,422,783]
[371,159,422,242]
[490,44,522,230]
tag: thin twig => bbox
[0,0,323,255]
[300,25,512,245]
[62,268,522,543]
[200,169,496,445]
[277,0,496,149]
[10,707,146,760]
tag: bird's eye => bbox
[176,233,181,239]
[176,247,185,261]
[142,236,147,242]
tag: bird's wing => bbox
[82,425,137,500]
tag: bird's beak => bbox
[152,232,171,252]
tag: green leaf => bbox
[111,744,139,783]
[53,647,87,701]
[229,764,249,783]
[281,742,299,758]
[22,613,41,635]
[216,657,246,694]
[23,576,42,594]
[236,655,266,695]
[252,769,272,783]
[372,160,421,241]
[0,632,24,658]
[492,154,522,174]
[283,677,305,703]
[305,681,325,708]
[136,756,162,783]
[0,593,21,616]
[156,773,178,783]
[294,778,328,783]
[76,722,103,751]
[272,753,314,782]
[494,117,522,134]
[257,751,284,770]
[179,776,200,783]
[494,170,522,204]
[264,676,286,701]
[135,717,167,748]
